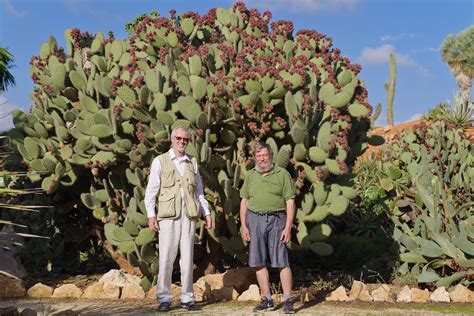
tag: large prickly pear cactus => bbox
[13,3,374,287]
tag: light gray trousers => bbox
[156,209,196,303]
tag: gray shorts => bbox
[247,210,290,268]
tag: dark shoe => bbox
[253,297,275,312]
[181,302,201,311]
[158,302,171,312]
[283,298,295,314]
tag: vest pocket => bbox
[157,191,177,218]
[161,170,175,188]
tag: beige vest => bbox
[156,153,200,220]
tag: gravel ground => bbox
[1,298,474,316]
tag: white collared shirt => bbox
[144,148,210,219]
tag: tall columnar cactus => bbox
[386,53,396,126]
[12,3,374,286]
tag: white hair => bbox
[171,127,190,138]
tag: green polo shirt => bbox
[240,166,296,213]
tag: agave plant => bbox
[440,92,473,128]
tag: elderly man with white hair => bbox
[145,127,213,312]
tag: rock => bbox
[101,284,120,299]
[326,286,351,301]
[147,285,157,300]
[0,306,19,316]
[412,288,429,303]
[237,284,260,301]
[19,308,37,316]
[27,283,53,298]
[82,282,102,299]
[396,285,412,303]
[211,286,239,301]
[199,273,225,291]
[371,284,391,302]
[82,282,104,299]
[350,281,372,301]
[99,269,141,288]
[0,271,26,298]
[450,284,471,303]
[171,284,181,303]
[0,226,27,279]
[388,285,405,302]
[52,284,82,298]
[193,278,211,302]
[223,267,257,293]
[121,283,146,299]
[430,287,450,303]
[0,248,27,280]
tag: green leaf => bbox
[416,180,434,211]
[400,251,427,264]
[417,270,440,283]
[435,271,470,288]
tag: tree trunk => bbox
[450,63,472,102]
[91,227,142,275]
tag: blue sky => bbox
[0,0,472,130]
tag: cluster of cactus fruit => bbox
[377,120,473,288]
[11,3,375,288]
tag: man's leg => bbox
[280,266,292,297]
[157,219,180,303]
[178,212,196,303]
[255,265,271,298]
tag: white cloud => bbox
[2,0,27,17]
[0,95,17,132]
[357,44,429,76]
[243,0,359,13]
[381,33,415,42]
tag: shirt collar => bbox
[168,148,190,161]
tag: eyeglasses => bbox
[174,136,190,143]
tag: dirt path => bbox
[1,298,473,315]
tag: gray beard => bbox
[255,162,275,174]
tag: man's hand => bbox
[241,225,251,242]
[204,215,213,229]
[280,226,291,244]
[148,216,159,231]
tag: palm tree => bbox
[441,26,474,102]
[0,47,16,93]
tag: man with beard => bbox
[239,143,296,314]
[145,127,213,312]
